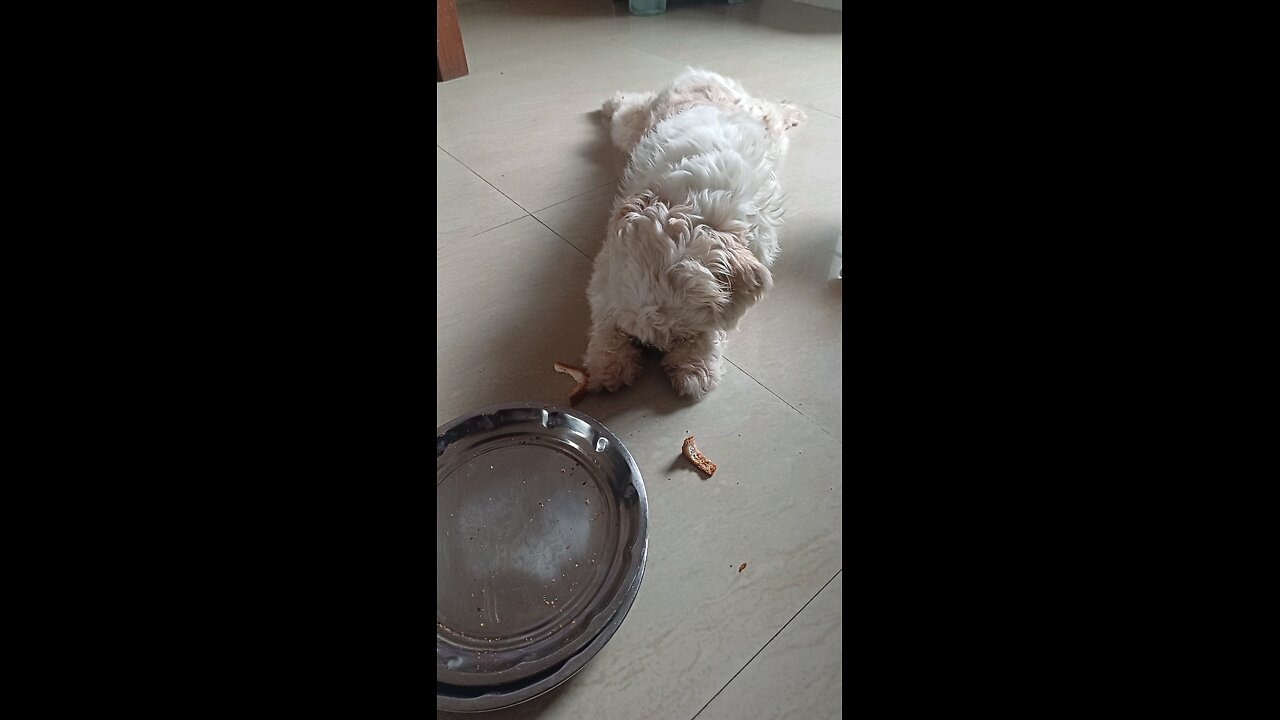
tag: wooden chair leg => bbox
[437,0,469,82]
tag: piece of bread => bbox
[553,362,589,405]
[681,436,716,476]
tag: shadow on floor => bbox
[577,110,626,189]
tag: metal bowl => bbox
[436,403,649,708]
[436,569,645,713]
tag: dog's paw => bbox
[601,92,625,120]
[666,362,719,400]
[586,351,642,393]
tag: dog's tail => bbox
[779,102,807,130]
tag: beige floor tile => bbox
[437,147,527,240]
[610,0,842,118]
[436,22,686,212]
[698,573,843,720]
[437,215,596,426]
[438,363,842,720]
[532,182,618,259]
[718,107,841,440]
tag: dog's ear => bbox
[712,235,774,330]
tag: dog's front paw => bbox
[586,350,642,393]
[666,361,720,400]
[601,92,625,120]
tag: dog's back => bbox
[584,69,801,400]
[618,103,785,268]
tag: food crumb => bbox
[738,563,747,573]
[681,436,716,476]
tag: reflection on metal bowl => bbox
[437,403,649,712]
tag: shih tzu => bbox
[584,68,804,400]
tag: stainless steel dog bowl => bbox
[437,403,649,712]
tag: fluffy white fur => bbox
[584,68,804,400]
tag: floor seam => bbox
[800,102,841,120]
[466,213,531,238]
[438,145,532,213]
[530,180,617,215]
[440,147,617,235]
[530,215,594,263]
[724,357,835,440]
[689,569,842,720]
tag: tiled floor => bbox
[437,1,842,718]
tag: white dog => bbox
[583,68,804,400]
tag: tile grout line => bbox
[442,137,596,257]
[689,569,843,720]
[438,146,615,244]
[438,145,533,214]
[530,180,617,215]
[440,144,585,249]
[800,102,841,120]
[724,357,834,440]
[530,215,594,262]
[466,213,530,239]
